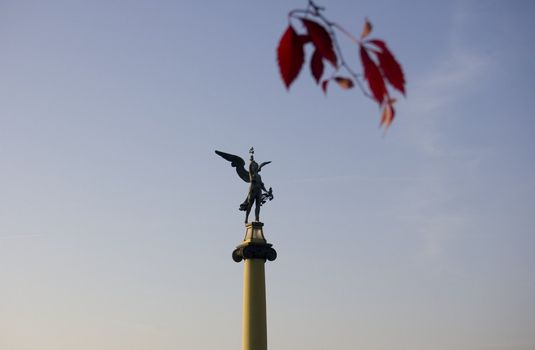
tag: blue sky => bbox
[1,1,534,349]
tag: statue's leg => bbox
[245,200,253,223]
[254,196,261,222]
[254,205,260,221]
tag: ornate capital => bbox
[232,221,276,262]
[232,242,277,263]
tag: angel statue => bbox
[215,147,274,223]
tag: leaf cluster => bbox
[276,1,406,129]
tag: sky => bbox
[1,0,534,349]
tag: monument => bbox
[216,148,277,350]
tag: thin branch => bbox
[287,3,377,101]
[299,11,372,99]
[332,23,361,45]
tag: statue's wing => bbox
[258,161,271,172]
[215,150,250,183]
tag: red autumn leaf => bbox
[367,39,405,95]
[301,19,337,67]
[380,101,396,128]
[360,18,372,39]
[321,79,329,95]
[359,45,386,104]
[310,49,324,84]
[277,25,305,89]
[334,76,354,89]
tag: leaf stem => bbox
[288,2,375,101]
[332,23,361,46]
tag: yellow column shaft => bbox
[242,259,267,350]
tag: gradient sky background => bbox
[1,1,535,349]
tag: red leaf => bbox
[368,39,406,95]
[321,79,329,95]
[310,49,324,84]
[360,18,372,39]
[380,101,396,129]
[277,25,305,89]
[299,35,311,44]
[301,19,337,67]
[334,76,354,89]
[360,44,386,104]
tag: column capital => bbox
[232,222,277,262]
[233,241,277,262]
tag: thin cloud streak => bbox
[405,47,491,156]
[291,174,440,184]
[0,233,46,240]
[397,2,493,264]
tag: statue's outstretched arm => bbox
[258,161,271,172]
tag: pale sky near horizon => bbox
[1,1,535,349]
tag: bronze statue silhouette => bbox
[215,148,274,223]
